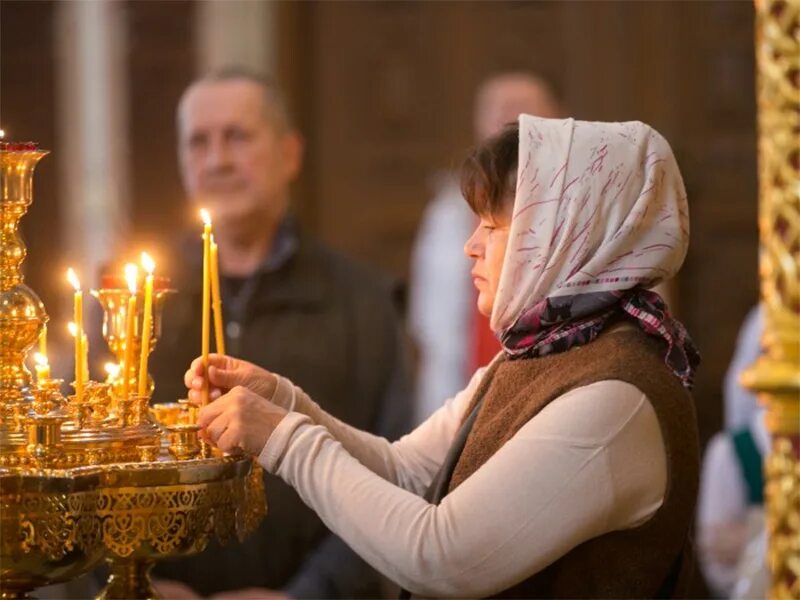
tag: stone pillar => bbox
[55,0,130,289]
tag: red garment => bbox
[468,295,502,375]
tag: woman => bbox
[189,115,700,598]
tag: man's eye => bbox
[188,135,207,150]
[227,129,251,143]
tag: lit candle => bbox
[138,252,155,397]
[66,268,83,400]
[105,362,120,380]
[210,235,226,355]
[33,352,50,382]
[122,263,138,400]
[200,209,212,405]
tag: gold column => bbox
[742,0,800,597]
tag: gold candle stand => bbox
[0,144,266,599]
[741,0,800,597]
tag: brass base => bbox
[96,558,158,600]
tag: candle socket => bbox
[67,388,92,430]
[165,424,202,461]
[85,382,114,425]
[137,444,161,462]
[25,410,67,470]
[151,402,186,427]
[129,395,153,426]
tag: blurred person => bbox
[697,305,769,598]
[409,72,561,423]
[187,116,701,597]
[150,67,411,599]
[723,305,764,430]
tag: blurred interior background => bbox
[1,3,760,594]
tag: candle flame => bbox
[125,263,138,294]
[141,251,155,274]
[105,362,121,377]
[0,129,5,140]
[67,322,78,337]
[66,268,81,291]
[33,352,49,367]
[199,208,212,226]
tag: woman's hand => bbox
[197,386,288,455]
[185,354,277,404]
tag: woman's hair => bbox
[460,123,519,218]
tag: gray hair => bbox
[179,66,294,132]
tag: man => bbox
[408,72,561,422]
[151,68,411,599]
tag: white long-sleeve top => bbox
[258,367,668,598]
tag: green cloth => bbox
[732,428,764,505]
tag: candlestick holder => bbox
[0,145,49,410]
[92,282,173,400]
[0,142,266,599]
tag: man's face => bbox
[177,80,302,233]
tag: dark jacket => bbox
[149,228,412,597]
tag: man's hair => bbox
[179,66,294,131]
[461,122,519,218]
[475,71,562,114]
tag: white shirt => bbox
[696,412,769,596]
[258,367,668,598]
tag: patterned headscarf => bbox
[492,115,699,387]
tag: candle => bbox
[38,323,47,357]
[66,268,83,400]
[66,322,82,400]
[200,209,212,405]
[105,362,121,379]
[138,252,155,397]
[33,352,50,382]
[122,263,138,400]
[210,235,226,355]
[82,333,89,384]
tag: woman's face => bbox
[464,206,512,318]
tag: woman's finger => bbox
[215,424,242,453]
[197,397,229,429]
[203,412,230,444]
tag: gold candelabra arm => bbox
[746,0,800,597]
[0,146,49,414]
[0,147,48,291]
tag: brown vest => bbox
[449,328,699,598]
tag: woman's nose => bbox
[464,228,484,259]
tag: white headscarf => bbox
[492,115,690,335]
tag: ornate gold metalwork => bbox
[1,457,264,599]
[0,147,48,408]
[764,438,800,597]
[744,0,800,597]
[92,285,174,399]
[0,142,267,599]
